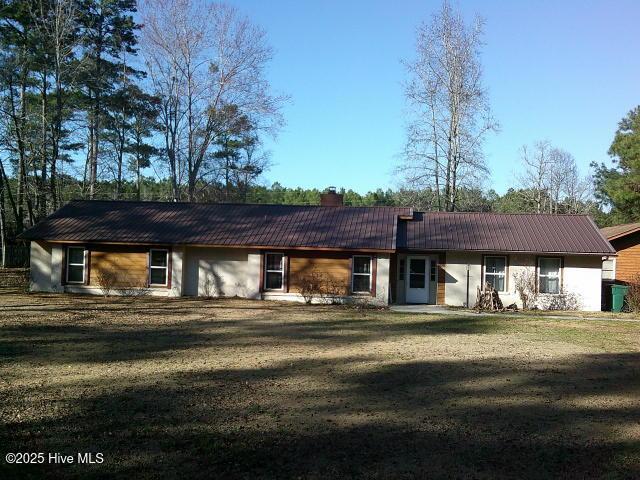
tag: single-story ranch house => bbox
[20,192,615,311]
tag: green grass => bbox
[1,290,640,479]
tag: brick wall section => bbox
[0,268,30,287]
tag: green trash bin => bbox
[611,284,630,312]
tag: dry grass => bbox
[1,288,640,479]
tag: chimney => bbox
[320,186,343,207]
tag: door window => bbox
[409,258,426,289]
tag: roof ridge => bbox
[65,199,409,210]
[419,211,591,217]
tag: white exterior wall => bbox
[246,251,262,299]
[375,254,390,305]
[563,255,602,311]
[443,252,603,311]
[169,247,185,297]
[444,252,483,308]
[50,244,64,292]
[183,247,250,297]
[30,241,53,291]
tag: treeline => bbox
[0,174,604,238]
[0,0,284,245]
[0,0,637,255]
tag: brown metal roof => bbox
[20,201,614,255]
[20,200,410,251]
[400,212,615,254]
[600,222,640,241]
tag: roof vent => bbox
[320,186,343,207]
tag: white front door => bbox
[406,256,429,304]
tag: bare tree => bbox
[517,141,594,214]
[140,0,285,202]
[398,1,497,211]
[516,141,552,213]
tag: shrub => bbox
[96,269,118,297]
[625,274,640,312]
[512,268,538,310]
[537,292,582,311]
[298,269,348,304]
[115,274,149,297]
[202,277,218,299]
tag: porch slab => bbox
[390,304,455,314]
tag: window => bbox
[352,256,372,293]
[484,256,507,292]
[409,258,426,288]
[149,249,169,286]
[66,247,86,283]
[398,259,405,281]
[430,260,437,282]
[264,253,284,290]
[602,258,615,280]
[538,257,561,294]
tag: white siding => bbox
[246,251,262,299]
[50,244,64,292]
[444,252,483,307]
[444,252,602,311]
[169,247,185,297]
[563,255,602,311]
[30,241,52,291]
[375,254,390,304]
[183,247,250,297]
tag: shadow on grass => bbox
[2,353,640,479]
[0,315,505,365]
[2,292,639,478]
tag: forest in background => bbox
[0,0,638,255]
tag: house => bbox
[600,222,640,283]
[19,192,615,311]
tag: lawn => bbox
[1,289,640,479]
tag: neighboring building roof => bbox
[399,212,615,255]
[600,222,640,241]
[19,200,410,251]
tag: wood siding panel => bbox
[612,234,640,283]
[288,254,351,294]
[89,247,149,287]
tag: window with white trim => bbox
[352,256,372,293]
[66,246,86,283]
[538,257,561,294]
[484,256,507,292]
[602,258,615,280]
[149,249,169,286]
[264,253,284,290]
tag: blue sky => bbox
[227,0,640,194]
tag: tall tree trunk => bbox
[39,70,49,218]
[0,169,7,268]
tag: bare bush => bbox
[96,269,118,297]
[298,269,348,304]
[202,277,218,299]
[513,268,538,310]
[115,274,149,297]
[538,292,582,311]
[625,275,640,313]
